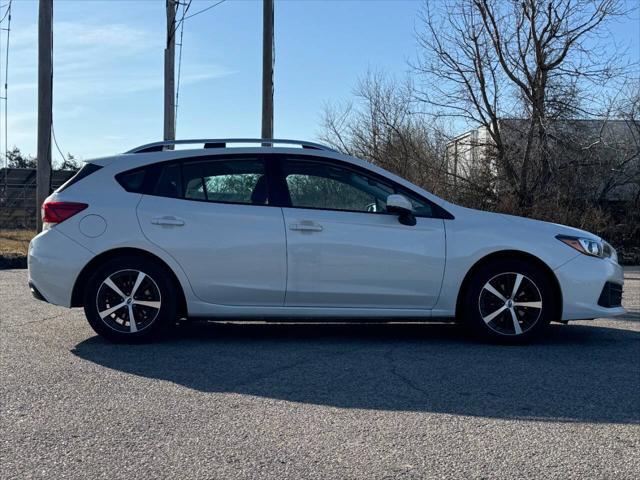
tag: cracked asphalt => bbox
[1,268,639,479]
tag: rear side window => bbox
[153,163,182,198]
[56,163,102,193]
[182,159,267,205]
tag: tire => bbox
[83,255,177,343]
[460,258,556,343]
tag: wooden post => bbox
[36,0,53,232]
[164,0,176,146]
[261,0,274,141]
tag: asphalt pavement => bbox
[1,268,639,479]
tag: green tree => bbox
[59,154,81,171]
[5,147,36,169]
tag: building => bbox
[445,118,639,201]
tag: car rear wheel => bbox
[84,256,177,342]
[461,259,556,343]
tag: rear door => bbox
[278,157,446,309]
[135,155,287,306]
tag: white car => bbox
[28,139,625,343]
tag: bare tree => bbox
[415,0,631,208]
[319,3,638,259]
[320,71,450,196]
[607,83,640,202]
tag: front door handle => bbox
[151,216,185,227]
[289,221,323,232]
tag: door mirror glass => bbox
[386,194,416,226]
[386,194,413,213]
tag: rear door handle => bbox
[289,221,323,232]
[151,216,185,226]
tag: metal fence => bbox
[0,168,76,230]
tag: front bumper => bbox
[28,228,94,307]
[554,254,626,320]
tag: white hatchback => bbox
[28,139,625,343]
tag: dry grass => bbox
[0,229,35,256]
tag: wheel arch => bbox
[71,247,188,316]
[455,250,563,321]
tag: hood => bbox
[497,212,600,241]
[446,203,601,241]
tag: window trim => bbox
[270,155,454,220]
[115,154,282,208]
[114,153,455,219]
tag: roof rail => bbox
[125,138,336,154]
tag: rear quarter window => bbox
[116,169,146,193]
[115,162,183,197]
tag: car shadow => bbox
[72,321,640,424]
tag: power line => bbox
[48,4,64,166]
[174,0,190,133]
[168,0,188,45]
[51,123,65,164]
[171,0,228,135]
[174,0,228,133]
[0,2,10,24]
[183,0,226,21]
[1,0,11,172]
[176,0,192,28]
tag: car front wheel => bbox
[461,259,556,343]
[83,256,177,342]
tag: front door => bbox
[279,158,446,309]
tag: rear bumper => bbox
[554,254,626,320]
[28,228,94,307]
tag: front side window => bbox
[182,159,267,205]
[282,159,433,216]
[283,160,394,213]
[401,191,432,217]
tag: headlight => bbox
[556,235,606,258]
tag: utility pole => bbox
[164,0,176,145]
[261,0,274,141]
[36,0,52,232]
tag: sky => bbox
[0,0,639,162]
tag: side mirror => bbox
[386,194,416,226]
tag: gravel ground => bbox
[1,268,639,480]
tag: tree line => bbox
[320,0,639,263]
[2,147,80,171]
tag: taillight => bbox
[42,201,88,228]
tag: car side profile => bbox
[28,139,625,343]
